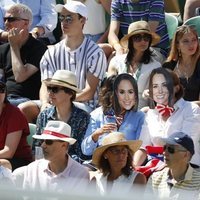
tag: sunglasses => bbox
[47,86,72,94]
[108,147,128,155]
[3,17,28,23]
[163,145,187,154]
[132,34,152,42]
[58,15,73,24]
[0,86,6,93]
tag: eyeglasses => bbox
[163,145,187,154]
[0,86,6,93]
[3,17,29,23]
[132,34,152,42]
[108,147,128,155]
[58,15,73,24]
[47,86,72,94]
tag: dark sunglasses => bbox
[132,33,152,42]
[3,17,28,23]
[0,86,6,93]
[58,15,73,23]
[108,147,128,155]
[47,86,72,94]
[163,145,187,154]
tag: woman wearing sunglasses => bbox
[82,73,144,157]
[134,68,200,167]
[107,21,161,110]
[91,132,146,195]
[0,71,32,171]
[34,70,90,162]
[163,25,200,106]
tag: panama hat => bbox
[92,132,142,166]
[120,21,160,48]
[55,0,88,18]
[33,121,76,145]
[44,70,81,93]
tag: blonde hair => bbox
[166,25,200,68]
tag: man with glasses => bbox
[146,132,200,199]
[16,120,89,192]
[0,4,47,107]
[19,0,107,123]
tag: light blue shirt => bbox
[0,0,57,42]
[81,106,144,156]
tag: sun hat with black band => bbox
[92,132,142,166]
[55,0,88,18]
[33,120,76,145]
[120,20,161,48]
[44,70,82,93]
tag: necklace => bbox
[175,62,192,83]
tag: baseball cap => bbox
[55,0,88,18]
[162,132,194,155]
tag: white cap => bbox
[55,0,88,18]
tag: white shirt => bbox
[139,98,200,166]
[22,156,89,192]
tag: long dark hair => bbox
[125,34,153,68]
[113,73,139,115]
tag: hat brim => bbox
[55,4,72,13]
[120,30,160,48]
[160,137,178,146]
[32,134,76,145]
[92,140,142,166]
[44,79,82,93]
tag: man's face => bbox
[4,11,29,31]
[41,139,68,161]
[59,9,85,36]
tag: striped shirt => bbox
[146,165,200,199]
[111,0,170,57]
[40,37,107,109]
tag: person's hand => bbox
[92,123,117,142]
[142,89,150,100]
[114,43,126,55]
[31,27,45,39]
[8,28,25,48]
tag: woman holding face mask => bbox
[81,73,144,156]
[0,71,32,171]
[134,68,200,167]
[107,21,161,109]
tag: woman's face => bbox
[0,84,6,104]
[178,32,198,56]
[152,74,169,105]
[116,80,136,111]
[104,145,128,170]
[132,33,151,52]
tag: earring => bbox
[178,49,182,57]
[104,156,107,159]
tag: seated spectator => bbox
[33,70,90,162]
[146,132,200,199]
[0,71,32,171]
[163,25,200,106]
[18,121,89,192]
[183,0,200,22]
[108,21,161,109]
[134,68,200,166]
[0,0,57,44]
[91,132,146,195]
[108,0,169,63]
[19,0,107,123]
[0,3,47,107]
[81,73,144,156]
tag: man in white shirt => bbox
[18,121,89,192]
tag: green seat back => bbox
[27,123,36,147]
[184,16,200,38]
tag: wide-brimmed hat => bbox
[55,0,88,18]
[32,121,76,145]
[44,70,81,93]
[120,21,160,48]
[92,132,142,166]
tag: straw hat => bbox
[120,21,160,48]
[92,132,142,166]
[44,70,81,93]
[33,121,76,145]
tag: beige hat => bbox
[44,70,81,93]
[33,120,76,145]
[120,21,160,48]
[92,132,142,166]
